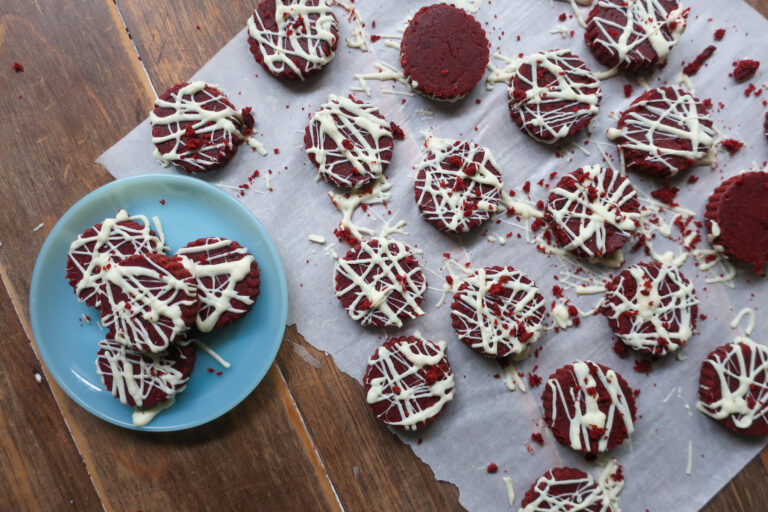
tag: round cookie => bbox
[545,165,640,260]
[100,253,199,354]
[542,360,637,454]
[176,237,260,333]
[400,4,489,101]
[704,171,768,273]
[151,82,255,173]
[96,338,196,408]
[608,86,715,177]
[66,209,165,309]
[509,49,602,144]
[363,336,454,431]
[697,338,768,436]
[585,0,688,72]
[334,237,426,328]
[304,94,398,189]
[246,0,339,80]
[521,466,623,512]
[414,137,504,233]
[451,266,546,358]
[598,261,698,356]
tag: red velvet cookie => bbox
[451,266,546,358]
[334,237,426,328]
[66,209,165,309]
[698,339,768,436]
[363,336,454,431]
[400,4,489,101]
[545,166,640,260]
[96,338,196,408]
[176,237,260,333]
[151,82,255,173]
[542,360,637,454]
[585,0,687,72]
[509,49,602,143]
[414,137,504,233]
[521,465,623,511]
[246,0,339,80]
[304,95,398,189]
[704,171,768,273]
[598,262,698,356]
[100,253,199,354]
[609,87,715,177]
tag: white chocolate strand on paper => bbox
[334,237,426,327]
[451,266,546,357]
[508,49,601,143]
[414,136,505,233]
[364,337,454,431]
[177,238,258,333]
[150,82,262,171]
[599,262,698,356]
[247,0,338,80]
[67,209,166,308]
[306,94,396,189]
[607,86,715,176]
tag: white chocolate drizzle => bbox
[132,397,177,427]
[329,175,391,241]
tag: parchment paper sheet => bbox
[98,1,768,509]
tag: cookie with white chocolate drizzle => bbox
[521,462,624,512]
[177,237,260,333]
[508,49,602,144]
[363,335,454,431]
[247,0,339,80]
[450,266,546,358]
[542,360,638,454]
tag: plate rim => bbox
[29,173,288,432]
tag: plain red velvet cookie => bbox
[246,0,339,80]
[177,237,260,333]
[96,338,196,408]
[151,82,254,173]
[363,336,454,431]
[545,166,640,260]
[99,253,199,354]
[704,171,768,273]
[698,338,768,436]
[598,262,698,356]
[609,86,715,177]
[542,360,637,454]
[400,4,489,101]
[521,465,623,511]
[66,209,165,309]
[509,49,601,143]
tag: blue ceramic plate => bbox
[30,174,288,431]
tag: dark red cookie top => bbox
[542,360,637,454]
[598,262,698,356]
[545,166,640,260]
[698,339,768,436]
[585,0,688,72]
[151,82,254,173]
[451,266,546,358]
[96,338,196,408]
[99,253,199,354]
[400,4,489,101]
[363,336,454,431]
[304,94,397,189]
[704,172,768,273]
[334,237,426,327]
[66,209,165,309]
[246,0,339,80]
[521,464,623,511]
[609,86,715,177]
[177,237,260,333]
[509,49,601,143]
[414,137,504,233]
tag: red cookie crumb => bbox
[650,185,679,206]
[487,463,498,473]
[683,45,716,76]
[733,59,760,82]
[720,139,744,155]
[12,62,23,72]
[714,28,726,41]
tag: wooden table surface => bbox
[2,1,768,510]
